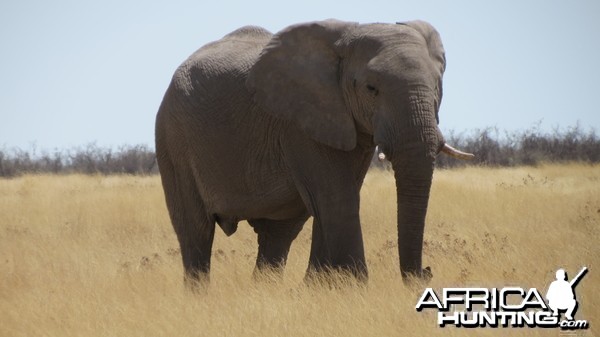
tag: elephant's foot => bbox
[303,262,368,288]
[401,266,433,286]
[179,236,215,292]
[183,269,211,294]
[252,263,285,282]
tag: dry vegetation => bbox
[2,124,599,176]
[1,164,598,336]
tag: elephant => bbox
[155,19,472,287]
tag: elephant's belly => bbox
[205,175,308,222]
[185,108,306,221]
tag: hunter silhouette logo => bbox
[546,267,587,321]
[415,267,589,330]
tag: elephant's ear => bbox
[398,21,446,123]
[399,20,446,78]
[246,20,358,151]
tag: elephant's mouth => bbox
[376,143,474,161]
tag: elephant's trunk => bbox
[391,143,435,281]
[374,85,463,282]
[379,89,440,282]
[385,131,472,281]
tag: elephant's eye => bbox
[366,84,379,96]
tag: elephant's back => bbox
[157,25,274,145]
[171,26,272,98]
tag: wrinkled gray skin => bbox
[156,19,447,286]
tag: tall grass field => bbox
[1,164,598,336]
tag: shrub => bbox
[1,123,598,177]
[0,143,157,177]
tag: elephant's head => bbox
[247,19,471,281]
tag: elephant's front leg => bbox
[305,192,367,281]
[249,216,307,277]
[283,136,369,281]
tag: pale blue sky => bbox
[1,0,599,149]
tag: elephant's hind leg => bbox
[249,216,307,278]
[157,152,216,289]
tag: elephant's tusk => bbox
[441,143,475,160]
[376,146,386,161]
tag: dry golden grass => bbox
[1,164,598,336]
